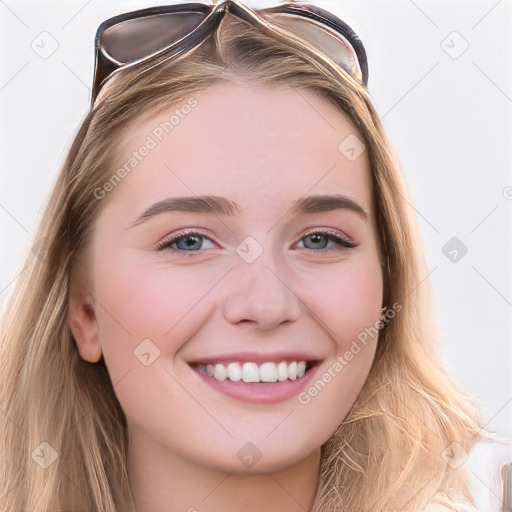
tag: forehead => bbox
[111,80,373,218]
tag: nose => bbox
[222,254,302,330]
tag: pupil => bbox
[182,236,200,249]
[308,234,326,248]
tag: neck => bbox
[126,425,321,512]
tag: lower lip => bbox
[191,365,319,405]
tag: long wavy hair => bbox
[0,9,499,512]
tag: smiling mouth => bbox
[189,360,317,383]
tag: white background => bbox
[0,1,511,509]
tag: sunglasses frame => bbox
[92,0,369,106]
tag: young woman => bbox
[0,1,498,510]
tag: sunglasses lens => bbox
[264,12,363,84]
[93,3,368,105]
[101,11,208,65]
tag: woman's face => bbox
[74,81,384,474]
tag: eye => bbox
[156,230,216,255]
[156,228,355,256]
[296,229,355,252]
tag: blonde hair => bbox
[0,11,499,511]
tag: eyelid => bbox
[300,227,354,246]
[156,228,217,251]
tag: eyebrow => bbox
[129,194,369,228]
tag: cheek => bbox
[298,256,383,350]
[295,259,383,421]
[338,263,383,341]
[91,253,221,361]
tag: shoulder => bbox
[422,491,481,511]
[423,505,454,512]
[422,492,479,511]
[423,502,476,512]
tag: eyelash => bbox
[156,228,356,256]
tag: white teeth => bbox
[277,361,288,382]
[242,362,259,383]
[196,360,309,383]
[259,362,278,382]
[214,364,227,380]
[287,361,298,380]
[227,362,242,382]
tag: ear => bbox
[68,275,102,363]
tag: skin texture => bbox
[69,81,384,512]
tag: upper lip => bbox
[187,351,324,366]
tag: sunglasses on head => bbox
[92,0,369,106]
